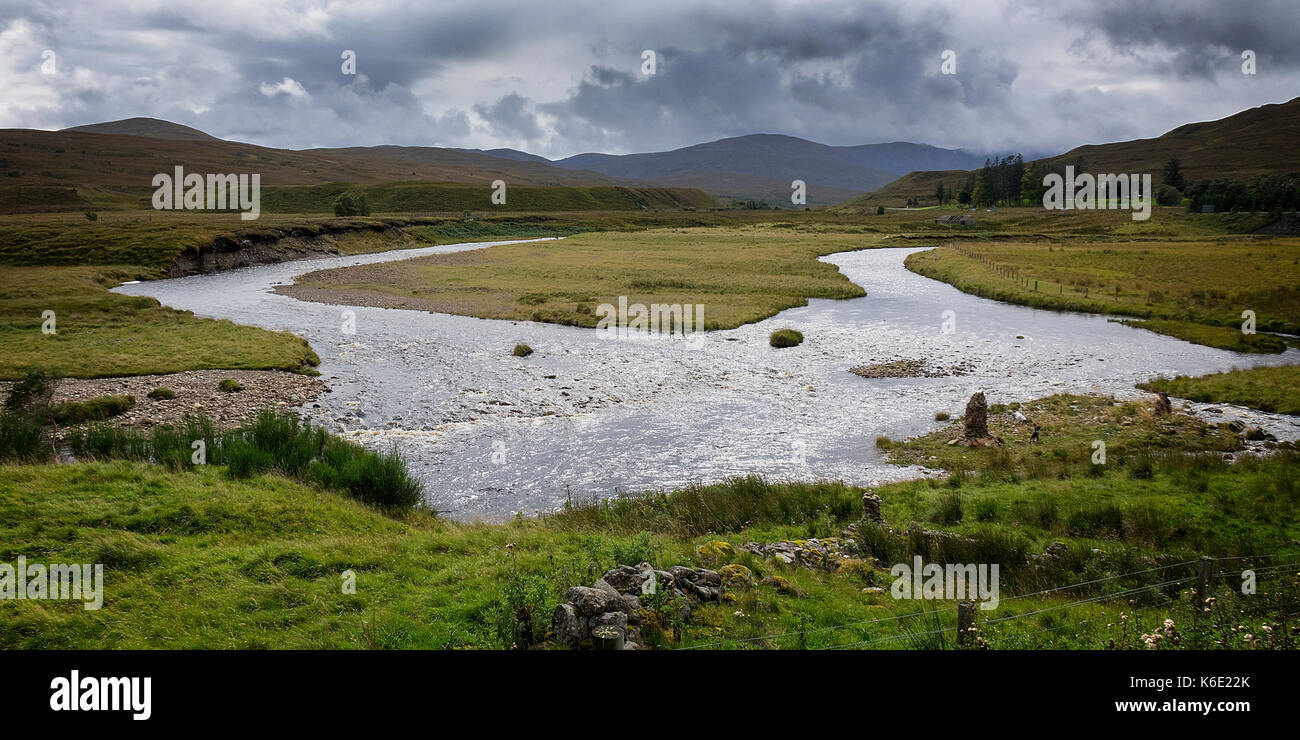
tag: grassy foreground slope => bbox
[1,393,1296,650]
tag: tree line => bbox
[929,155,1298,213]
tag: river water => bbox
[114,239,1300,520]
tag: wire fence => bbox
[672,556,1300,651]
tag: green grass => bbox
[1,390,1295,650]
[52,394,135,424]
[1139,364,1300,415]
[1119,318,1288,353]
[905,237,1300,350]
[1,455,1294,650]
[769,328,804,347]
[281,226,870,330]
[261,182,716,214]
[882,393,1244,477]
[0,266,319,379]
[62,410,423,509]
[0,410,46,462]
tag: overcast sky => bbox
[1,0,1296,159]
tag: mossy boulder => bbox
[694,539,735,564]
[760,575,803,596]
[717,563,753,590]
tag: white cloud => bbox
[259,77,311,100]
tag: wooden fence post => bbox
[957,600,976,646]
[1195,556,1214,611]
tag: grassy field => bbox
[0,266,319,378]
[281,226,872,329]
[904,234,1300,348]
[1139,365,1300,415]
[0,391,1295,650]
[0,209,882,272]
[260,182,716,213]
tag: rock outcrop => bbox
[742,538,852,570]
[549,562,725,649]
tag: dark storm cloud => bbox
[1,0,1296,158]
[1037,0,1300,77]
[476,92,545,142]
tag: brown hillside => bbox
[839,96,1300,210]
[0,121,657,212]
[62,117,220,142]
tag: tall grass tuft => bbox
[0,410,47,462]
[546,475,858,538]
[62,409,424,510]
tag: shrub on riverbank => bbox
[64,410,424,510]
[0,410,45,462]
[545,474,860,538]
[769,329,804,348]
[4,369,57,413]
[52,394,135,424]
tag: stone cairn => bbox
[861,490,885,526]
[1154,392,1173,416]
[551,563,724,650]
[949,391,1003,447]
[964,391,990,440]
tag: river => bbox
[114,239,1300,520]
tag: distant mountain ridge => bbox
[38,119,991,205]
[459,134,988,205]
[547,134,986,204]
[2,119,690,213]
[61,117,219,142]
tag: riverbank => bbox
[0,369,326,435]
[1,390,1294,650]
[903,237,1300,348]
[1139,364,1300,415]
